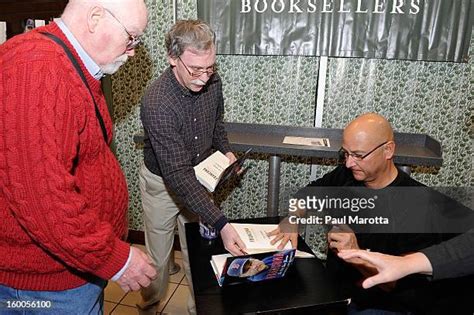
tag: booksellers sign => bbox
[197,0,473,62]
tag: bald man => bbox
[271,113,473,314]
[0,1,156,313]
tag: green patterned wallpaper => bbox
[111,0,473,256]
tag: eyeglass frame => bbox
[338,141,390,163]
[178,56,217,78]
[103,8,141,51]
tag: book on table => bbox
[194,148,252,192]
[283,136,331,147]
[210,249,296,287]
[230,223,315,258]
[210,223,315,286]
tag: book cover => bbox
[210,249,296,287]
[194,148,252,192]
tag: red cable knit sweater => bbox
[0,23,130,290]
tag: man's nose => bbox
[345,155,357,168]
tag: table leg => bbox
[267,155,281,216]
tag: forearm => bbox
[400,252,433,276]
[420,231,474,280]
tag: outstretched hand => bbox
[267,217,298,249]
[338,250,432,289]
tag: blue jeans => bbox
[0,278,106,315]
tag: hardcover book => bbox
[210,249,296,287]
[194,148,252,192]
[230,223,293,254]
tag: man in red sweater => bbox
[0,0,156,313]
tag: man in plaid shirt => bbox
[138,19,246,314]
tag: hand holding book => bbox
[194,148,252,192]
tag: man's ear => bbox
[87,6,104,33]
[168,55,178,67]
[384,141,396,160]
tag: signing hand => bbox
[220,223,247,256]
[267,217,298,249]
[327,224,359,253]
[116,247,157,292]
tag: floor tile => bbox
[120,282,179,313]
[161,285,190,315]
[105,281,127,303]
[111,304,140,315]
[169,259,185,284]
[104,301,117,314]
[156,282,180,313]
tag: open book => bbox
[230,223,315,258]
[194,148,252,192]
[210,249,296,286]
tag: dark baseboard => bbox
[127,230,181,251]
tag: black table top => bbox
[186,217,350,315]
[225,122,442,167]
[134,122,442,167]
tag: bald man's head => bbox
[61,0,148,74]
[341,113,398,188]
[343,113,394,147]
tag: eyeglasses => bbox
[178,56,217,77]
[103,8,141,50]
[338,141,389,162]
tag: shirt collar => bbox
[56,19,104,80]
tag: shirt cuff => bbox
[214,216,228,231]
[111,247,132,281]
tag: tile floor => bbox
[104,245,190,315]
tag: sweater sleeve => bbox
[420,230,474,280]
[1,47,129,279]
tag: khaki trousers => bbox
[138,163,197,314]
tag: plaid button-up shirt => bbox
[141,67,231,230]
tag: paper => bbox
[0,22,6,44]
[231,223,291,254]
[34,20,46,27]
[231,223,315,258]
[283,136,330,147]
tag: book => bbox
[210,249,296,286]
[194,148,252,192]
[230,223,293,254]
[283,136,331,147]
[230,223,315,258]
